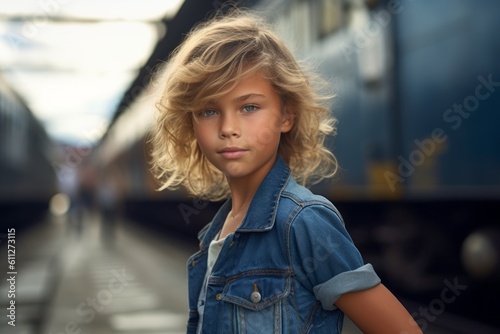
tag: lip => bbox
[218,147,248,159]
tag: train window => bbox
[317,0,344,39]
[0,93,3,113]
[365,0,379,10]
[0,95,4,160]
[290,0,313,49]
[10,108,27,166]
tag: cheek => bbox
[193,125,203,143]
[259,110,283,133]
[253,114,282,143]
[193,122,206,140]
[193,124,215,152]
[249,123,282,150]
[253,127,278,146]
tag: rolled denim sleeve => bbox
[313,263,380,310]
[289,204,380,310]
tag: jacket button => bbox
[216,293,222,300]
[250,291,261,303]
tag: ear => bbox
[280,106,294,133]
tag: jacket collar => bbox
[237,156,291,232]
[199,157,291,245]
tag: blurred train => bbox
[93,0,500,329]
[0,75,59,230]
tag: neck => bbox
[217,156,277,240]
[227,177,258,219]
[218,178,258,239]
[226,156,276,219]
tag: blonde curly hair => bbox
[150,10,338,201]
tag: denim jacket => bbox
[187,157,380,333]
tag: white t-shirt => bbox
[197,233,227,334]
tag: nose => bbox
[219,113,240,138]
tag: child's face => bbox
[193,73,293,181]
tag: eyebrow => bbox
[233,93,266,103]
[201,93,267,109]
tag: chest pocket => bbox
[220,273,291,333]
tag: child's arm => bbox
[335,283,423,334]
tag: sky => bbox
[0,0,184,145]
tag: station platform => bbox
[0,212,498,334]
[0,213,198,334]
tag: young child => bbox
[150,10,422,334]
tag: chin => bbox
[222,167,248,178]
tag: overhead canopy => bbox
[0,0,184,144]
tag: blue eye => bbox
[242,105,258,113]
[197,109,217,118]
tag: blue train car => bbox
[265,0,500,199]
[0,76,58,229]
[394,0,499,197]
[259,0,500,328]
